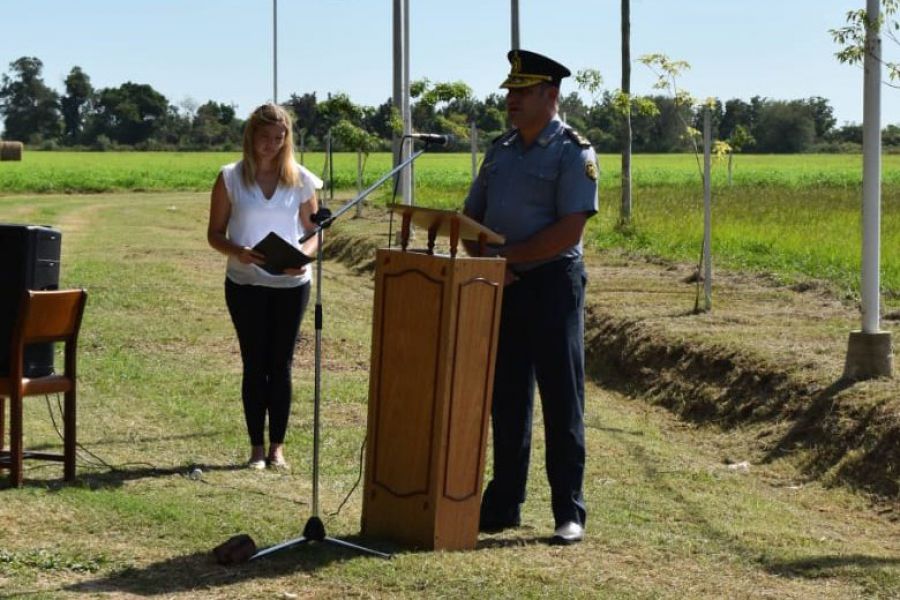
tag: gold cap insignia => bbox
[511,51,522,75]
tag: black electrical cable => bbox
[45,394,157,472]
[329,433,366,518]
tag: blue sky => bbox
[1,1,897,127]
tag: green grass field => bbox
[2,151,898,194]
[2,151,899,301]
[0,192,896,598]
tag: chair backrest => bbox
[13,289,87,347]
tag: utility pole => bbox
[402,0,412,205]
[392,0,412,205]
[511,0,520,49]
[273,0,278,103]
[844,0,893,379]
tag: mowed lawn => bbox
[0,191,897,598]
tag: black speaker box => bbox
[0,224,61,377]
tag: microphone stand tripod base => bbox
[249,516,392,561]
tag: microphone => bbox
[407,133,451,146]
[311,207,333,226]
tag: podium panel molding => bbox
[362,249,504,550]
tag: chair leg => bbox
[64,390,76,482]
[10,391,23,487]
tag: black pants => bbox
[225,279,310,446]
[481,258,587,528]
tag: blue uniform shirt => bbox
[464,116,599,271]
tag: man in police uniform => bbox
[463,50,598,544]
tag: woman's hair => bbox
[240,103,300,188]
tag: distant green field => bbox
[594,185,900,301]
[2,151,899,301]
[1,151,899,195]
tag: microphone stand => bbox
[250,143,433,562]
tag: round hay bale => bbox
[1,141,23,161]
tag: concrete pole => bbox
[862,0,882,335]
[844,0,893,379]
[402,0,413,205]
[702,108,712,311]
[273,0,277,103]
[511,0,520,49]
[392,0,403,199]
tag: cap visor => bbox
[500,75,546,89]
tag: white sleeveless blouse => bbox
[221,160,323,288]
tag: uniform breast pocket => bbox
[523,160,559,206]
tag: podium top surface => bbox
[388,204,504,245]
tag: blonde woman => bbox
[207,103,322,470]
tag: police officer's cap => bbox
[500,49,571,89]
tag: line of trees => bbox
[1,56,899,153]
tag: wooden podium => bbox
[361,205,505,550]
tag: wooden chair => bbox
[0,289,87,487]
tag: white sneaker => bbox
[552,521,584,544]
[247,459,266,470]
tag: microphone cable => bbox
[328,432,366,518]
[43,393,156,474]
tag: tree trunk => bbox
[620,0,633,225]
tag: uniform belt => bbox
[510,256,576,277]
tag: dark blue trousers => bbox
[481,258,587,528]
[225,278,310,446]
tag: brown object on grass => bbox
[212,534,257,565]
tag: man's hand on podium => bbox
[504,266,519,286]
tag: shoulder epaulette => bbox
[492,129,517,145]
[563,126,592,148]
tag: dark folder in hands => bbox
[252,232,312,275]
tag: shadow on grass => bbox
[585,310,900,498]
[78,462,247,488]
[758,378,900,497]
[65,530,568,597]
[764,554,900,578]
[760,378,855,465]
[1,462,246,492]
[22,430,228,451]
[81,429,228,448]
[64,534,396,596]
[476,535,575,549]
[608,428,899,592]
